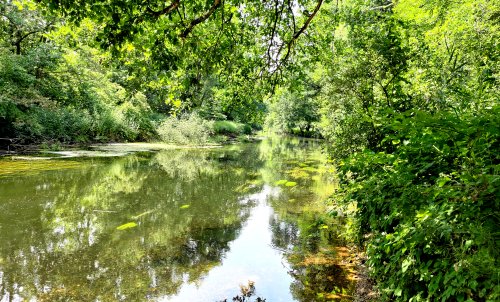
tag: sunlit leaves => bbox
[338,107,500,301]
[116,222,138,230]
[275,179,288,186]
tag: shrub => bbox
[213,120,252,136]
[337,107,500,301]
[157,113,214,145]
[0,46,156,144]
[13,107,93,143]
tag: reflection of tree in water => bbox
[289,259,355,302]
[269,211,356,301]
[154,149,215,181]
[0,145,264,301]
[269,213,300,252]
[260,137,354,302]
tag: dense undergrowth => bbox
[334,108,500,301]
[0,48,253,146]
[0,1,257,146]
[0,45,157,144]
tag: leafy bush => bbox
[213,120,252,136]
[12,107,92,143]
[0,44,156,143]
[337,107,500,301]
[157,113,214,145]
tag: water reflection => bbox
[0,138,354,301]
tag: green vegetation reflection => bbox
[0,138,353,301]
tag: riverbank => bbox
[0,134,263,157]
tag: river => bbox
[0,138,355,301]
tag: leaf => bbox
[437,176,451,187]
[180,204,190,209]
[131,210,153,220]
[116,222,137,230]
[275,179,288,185]
[394,288,402,297]
[285,181,297,187]
[402,258,412,273]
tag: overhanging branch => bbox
[282,0,323,63]
[181,0,221,38]
[146,0,180,17]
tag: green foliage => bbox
[0,0,498,300]
[0,2,156,144]
[157,113,214,145]
[308,1,500,300]
[213,120,252,136]
[265,87,321,138]
[337,107,500,301]
[14,107,92,143]
[0,46,155,143]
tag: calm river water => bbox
[0,138,354,301]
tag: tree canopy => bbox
[0,0,499,300]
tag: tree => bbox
[0,0,55,54]
[35,0,327,74]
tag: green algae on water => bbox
[0,159,82,177]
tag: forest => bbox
[0,0,499,301]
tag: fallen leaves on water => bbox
[116,222,138,230]
[275,179,298,187]
[131,210,154,220]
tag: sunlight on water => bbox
[163,186,294,302]
[0,138,352,301]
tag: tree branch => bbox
[176,7,186,26]
[266,0,283,66]
[282,0,324,63]
[146,0,180,18]
[181,0,221,38]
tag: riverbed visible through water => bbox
[0,138,356,301]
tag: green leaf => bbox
[275,179,288,185]
[437,176,451,187]
[116,222,137,230]
[402,258,412,273]
[394,288,402,297]
[180,204,190,209]
[285,181,297,187]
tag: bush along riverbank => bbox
[0,113,259,154]
[332,107,499,301]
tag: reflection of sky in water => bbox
[0,138,336,301]
[163,185,295,302]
